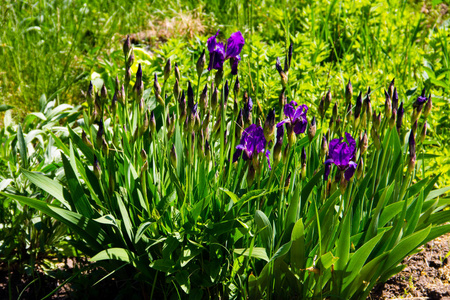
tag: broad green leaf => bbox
[382,225,431,271]
[234,248,269,262]
[91,248,136,263]
[290,218,305,272]
[22,169,71,209]
[425,186,450,201]
[270,241,291,262]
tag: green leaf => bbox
[62,154,94,218]
[0,104,13,112]
[383,226,431,271]
[290,218,305,272]
[343,232,385,288]
[22,169,71,209]
[135,221,152,244]
[255,210,273,252]
[17,124,28,169]
[425,186,450,201]
[90,248,136,264]
[336,212,351,272]
[234,248,269,262]
[270,241,291,262]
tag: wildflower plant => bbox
[3,29,450,300]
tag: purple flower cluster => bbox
[277,101,308,134]
[233,124,271,169]
[324,133,357,181]
[207,30,245,75]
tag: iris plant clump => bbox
[6,26,450,300]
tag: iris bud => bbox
[170,144,177,169]
[123,35,131,58]
[174,62,181,82]
[141,149,147,161]
[408,131,416,173]
[285,172,291,191]
[164,59,171,81]
[93,155,101,179]
[418,121,427,143]
[96,121,104,148]
[392,88,399,113]
[371,127,381,150]
[287,123,296,146]
[373,111,381,131]
[111,91,118,116]
[384,89,392,120]
[324,89,332,114]
[205,139,211,161]
[140,111,149,136]
[82,130,93,149]
[389,109,397,130]
[318,97,325,119]
[279,88,286,109]
[264,109,276,142]
[127,50,135,69]
[308,116,316,142]
[288,44,293,70]
[187,81,195,112]
[215,68,224,87]
[199,84,208,111]
[134,63,144,101]
[412,120,418,135]
[196,50,206,78]
[211,87,218,111]
[396,102,404,133]
[301,147,307,179]
[125,67,132,89]
[223,80,230,106]
[321,135,328,158]
[354,92,362,127]
[276,57,288,87]
[360,130,368,155]
[179,91,187,123]
[388,78,395,99]
[423,94,432,118]
[100,84,108,105]
[87,81,95,107]
[234,76,240,100]
[154,73,164,106]
[173,79,181,102]
[345,79,353,104]
[339,174,348,194]
[356,157,364,180]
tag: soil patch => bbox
[370,234,450,299]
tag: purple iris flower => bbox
[233,124,271,169]
[277,101,308,134]
[324,132,357,181]
[207,30,245,75]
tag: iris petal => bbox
[225,31,245,59]
[344,161,358,181]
